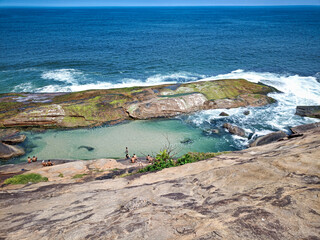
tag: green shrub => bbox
[72,173,87,179]
[4,173,48,185]
[58,173,64,178]
[138,151,230,173]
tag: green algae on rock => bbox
[0,79,277,128]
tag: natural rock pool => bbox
[9,119,237,164]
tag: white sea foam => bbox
[183,69,320,148]
[41,69,84,85]
[146,72,206,84]
[36,71,207,93]
[13,82,34,92]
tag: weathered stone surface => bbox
[223,123,246,137]
[295,105,320,119]
[0,125,319,240]
[291,122,320,134]
[0,142,25,159]
[250,131,288,147]
[0,79,277,128]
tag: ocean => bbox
[0,6,319,163]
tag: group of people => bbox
[125,147,154,164]
[42,160,54,167]
[27,156,53,167]
[27,156,37,163]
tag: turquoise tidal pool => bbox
[8,119,238,164]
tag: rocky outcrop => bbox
[0,142,25,159]
[249,131,288,147]
[0,125,319,239]
[0,79,277,128]
[0,129,26,159]
[223,123,246,137]
[1,134,26,144]
[295,105,320,119]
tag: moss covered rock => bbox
[0,79,277,128]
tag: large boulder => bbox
[223,123,246,137]
[291,122,320,134]
[0,142,25,159]
[126,93,208,119]
[250,131,288,147]
[295,106,320,119]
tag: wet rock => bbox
[0,142,25,159]
[249,131,288,147]
[244,110,250,115]
[295,106,320,119]
[223,123,246,137]
[219,112,229,116]
[291,122,320,134]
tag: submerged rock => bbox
[223,123,246,137]
[249,131,288,147]
[295,105,320,119]
[78,146,95,151]
[180,138,194,144]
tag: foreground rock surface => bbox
[0,126,319,239]
[0,79,276,128]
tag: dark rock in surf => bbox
[295,106,320,119]
[223,123,246,137]
[249,131,288,147]
[219,112,229,116]
[291,122,320,134]
[243,110,250,115]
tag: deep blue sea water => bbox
[0,7,320,163]
[0,7,319,93]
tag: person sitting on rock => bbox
[146,155,154,163]
[42,160,46,167]
[131,156,136,163]
[47,160,53,166]
[133,154,138,161]
[27,157,32,163]
[32,156,37,162]
[126,153,130,159]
